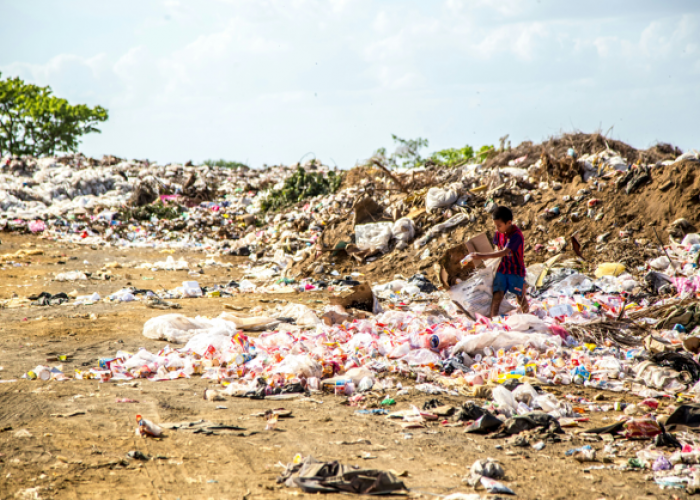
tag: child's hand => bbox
[468,253,481,261]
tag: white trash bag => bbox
[426,187,458,213]
[143,314,214,343]
[355,222,394,253]
[449,258,514,317]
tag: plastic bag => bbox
[512,383,538,405]
[426,187,458,213]
[453,329,561,356]
[594,262,626,278]
[272,354,322,379]
[278,303,320,328]
[392,218,415,244]
[492,385,517,415]
[399,348,442,367]
[123,348,161,370]
[623,418,662,439]
[448,258,514,317]
[142,314,214,343]
[55,271,87,282]
[181,281,202,298]
[682,233,700,246]
[355,222,393,253]
[217,312,278,331]
[184,331,236,356]
[504,314,548,333]
[649,256,671,271]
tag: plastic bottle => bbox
[136,415,163,437]
[429,331,458,350]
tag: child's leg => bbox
[517,291,529,313]
[490,291,505,319]
[491,272,507,319]
[515,280,529,314]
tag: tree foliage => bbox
[372,135,429,170]
[0,72,108,157]
[373,135,494,169]
[430,144,494,167]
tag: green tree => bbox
[0,72,108,157]
[372,135,429,169]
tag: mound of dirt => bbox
[291,134,698,286]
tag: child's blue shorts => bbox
[493,272,525,297]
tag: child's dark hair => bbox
[492,206,513,222]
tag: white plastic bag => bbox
[392,218,415,244]
[649,256,671,271]
[682,234,700,246]
[453,329,561,355]
[142,314,214,343]
[181,281,202,298]
[272,354,322,379]
[504,314,549,333]
[355,222,393,253]
[512,383,538,405]
[448,258,514,317]
[55,271,87,282]
[278,303,320,328]
[492,385,517,415]
[426,187,458,213]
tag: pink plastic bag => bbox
[549,324,569,341]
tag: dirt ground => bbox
[0,233,685,500]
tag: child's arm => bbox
[470,248,511,260]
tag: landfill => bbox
[4,133,700,498]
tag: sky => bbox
[1,0,699,167]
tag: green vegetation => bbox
[373,135,494,169]
[0,72,108,157]
[260,166,342,213]
[203,159,249,169]
[429,144,494,167]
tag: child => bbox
[468,206,528,318]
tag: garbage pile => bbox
[9,133,700,494]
